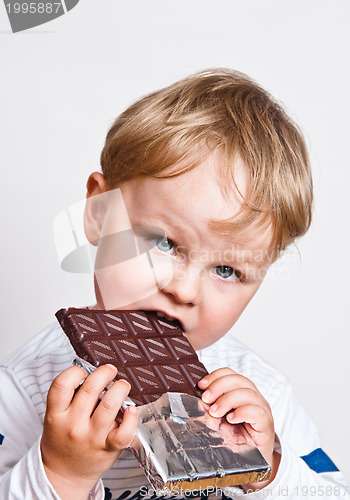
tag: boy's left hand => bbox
[198,367,280,488]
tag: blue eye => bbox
[156,237,175,253]
[214,265,241,281]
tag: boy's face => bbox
[85,152,272,351]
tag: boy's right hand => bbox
[40,364,138,500]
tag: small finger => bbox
[91,379,132,434]
[198,368,236,389]
[207,388,266,418]
[106,405,138,451]
[46,366,88,413]
[201,374,257,404]
[70,364,117,418]
[226,404,270,431]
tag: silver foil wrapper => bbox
[73,357,271,492]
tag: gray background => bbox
[1,0,349,480]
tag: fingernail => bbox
[119,379,130,387]
[227,412,241,424]
[106,364,117,372]
[202,389,211,402]
[200,378,209,388]
[209,403,218,415]
[127,406,137,414]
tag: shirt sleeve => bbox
[0,366,105,499]
[223,379,349,499]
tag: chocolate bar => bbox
[55,308,208,405]
[56,308,272,490]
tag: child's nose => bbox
[160,263,202,306]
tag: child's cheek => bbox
[94,255,156,309]
[94,249,174,309]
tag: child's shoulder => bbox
[200,332,289,405]
[0,321,74,424]
[1,321,74,374]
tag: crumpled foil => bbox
[73,357,271,492]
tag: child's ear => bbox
[84,172,108,245]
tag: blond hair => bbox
[100,69,313,259]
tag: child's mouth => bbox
[155,311,176,322]
[153,310,185,332]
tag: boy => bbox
[0,69,348,499]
